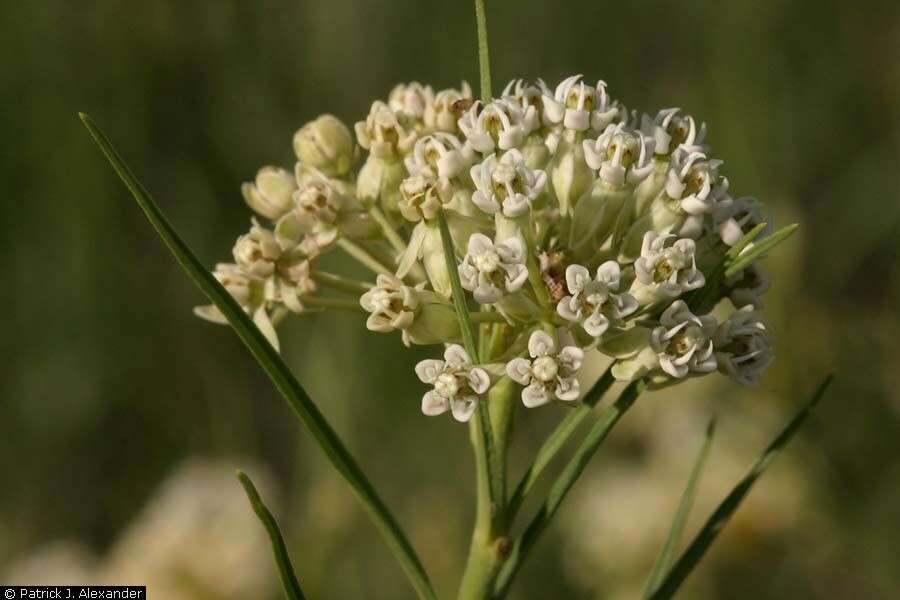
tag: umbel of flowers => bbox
[197,76,777,420]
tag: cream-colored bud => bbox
[241,167,297,220]
[293,114,355,177]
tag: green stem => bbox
[474,0,492,103]
[311,270,373,295]
[337,237,393,277]
[369,204,407,254]
[458,379,517,600]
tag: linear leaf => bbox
[237,470,306,600]
[80,113,436,600]
[725,222,768,261]
[506,365,615,521]
[494,378,645,598]
[724,223,799,277]
[648,375,833,600]
[642,417,717,598]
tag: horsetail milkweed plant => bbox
[81,1,831,598]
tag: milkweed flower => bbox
[415,345,490,422]
[506,330,584,407]
[543,75,620,132]
[470,149,547,217]
[631,232,705,305]
[458,99,535,153]
[458,233,528,304]
[423,83,473,133]
[713,305,774,385]
[650,300,718,379]
[557,262,638,337]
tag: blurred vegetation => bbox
[1,1,899,598]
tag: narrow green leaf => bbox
[725,222,768,261]
[648,375,833,600]
[236,470,306,600]
[80,114,436,600]
[506,365,615,521]
[642,417,717,598]
[724,223,799,277]
[494,378,645,598]
[435,208,501,506]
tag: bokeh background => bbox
[2,1,899,598]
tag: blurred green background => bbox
[2,1,899,598]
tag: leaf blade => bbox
[237,470,306,600]
[80,113,436,600]
[648,375,833,600]
[642,417,717,598]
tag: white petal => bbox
[467,232,495,256]
[565,264,590,294]
[253,306,280,353]
[451,396,478,422]
[415,359,445,384]
[595,261,621,287]
[556,296,581,321]
[444,344,472,368]
[505,357,533,385]
[558,346,584,372]
[521,384,551,408]
[555,376,580,402]
[468,367,491,394]
[528,330,556,358]
[421,391,450,416]
[582,311,610,337]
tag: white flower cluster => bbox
[199,76,778,421]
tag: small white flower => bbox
[506,331,584,407]
[543,75,621,132]
[641,108,707,156]
[359,274,420,333]
[631,232,705,305]
[470,149,547,217]
[663,149,731,237]
[714,305,774,386]
[557,262,639,337]
[241,167,297,220]
[423,83,473,133]
[501,79,550,132]
[583,123,655,187]
[404,132,475,180]
[458,99,535,153]
[415,345,490,422]
[233,219,283,278]
[458,233,528,304]
[388,82,435,121]
[398,174,444,222]
[194,263,260,325]
[649,300,717,378]
[354,101,417,160]
[266,258,317,314]
[274,166,350,249]
[715,196,769,247]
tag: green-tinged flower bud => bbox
[521,132,551,171]
[631,157,669,218]
[241,167,297,220]
[359,274,459,346]
[548,132,594,216]
[404,303,461,346]
[617,192,684,263]
[356,155,406,213]
[293,114,355,177]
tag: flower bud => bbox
[241,167,297,220]
[548,133,594,216]
[356,155,406,212]
[293,114,355,177]
[233,219,282,278]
